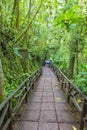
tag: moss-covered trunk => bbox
[67,39,78,79]
[67,54,75,79]
[0,59,6,103]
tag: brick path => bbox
[14,67,79,130]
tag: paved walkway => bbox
[14,67,79,130]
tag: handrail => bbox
[50,64,87,130]
[54,65,86,99]
[0,67,42,130]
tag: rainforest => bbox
[0,0,87,103]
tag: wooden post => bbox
[59,72,61,82]
[64,81,67,94]
[32,78,34,90]
[25,82,28,103]
[8,101,13,130]
[80,99,87,130]
[65,81,66,88]
[57,71,59,81]
[67,82,71,103]
[61,78,64,90]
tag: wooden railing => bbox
[50,64,87,130]
[0,67,42,130]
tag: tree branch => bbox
[14,0,43,44]
[0,31,13,41]
[28,0,32,21]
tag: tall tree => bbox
[11,0,20,29]
[15,0,20,29]
[0,59,6,103]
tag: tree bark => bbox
[67,39,77,79]
[15,0,19,29]
[15,0,43,44]
[67,54,75,79]
[0,59,6,103]
[28,0,31,22]
[11,0,20,29]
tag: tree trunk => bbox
[0,59,6,103]
[15,0,19,29]
[67,39,78,79]
[11,0,20,29]
[65,0,68,5]
[76,40,79,75]
[0,2,6,103]
[67,54,75,79]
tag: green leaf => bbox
[13,47,22,58]
[69,23,76,30]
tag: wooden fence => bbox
[50,64,87,130]
[0,68,42,130]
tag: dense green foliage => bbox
[0,0,87,97]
